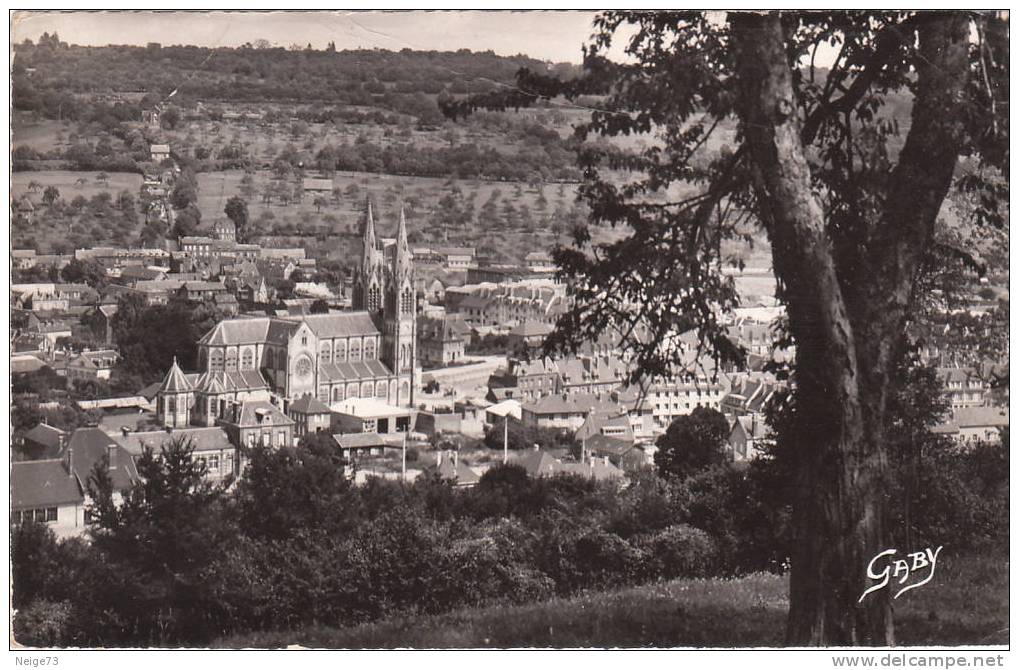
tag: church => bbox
[155,202,417,428]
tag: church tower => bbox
[156,357,192,428]
[352,201,385,314]
[383,207,416,406]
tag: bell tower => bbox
[352,200,385,314]
[156,357,192,428]
[383,207,416,406]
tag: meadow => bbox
[216,550,1008,649]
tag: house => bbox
[12,353,47,374]
[416,315,470,367]
[176,280,229,303]
[288,395,333,438]
[15,197,35,223]
[507,320,553,352]
[218,399,296,450]
[66,349,119,383]
[424,450,480,487]
[728,415,770,461]
[11,458,88,538]
[934,406,1009,445]
[213,219,237,242]
[332,432,391,459]
[63,427,141,494]
[520,394,620,432]
[115,426,237,483]
[524,251,556,273]
[582,434,648,472]
[515,446,624,481]
[936,367,990,409]
[13,428,143,537]
[12,249,38,269]
[20,423,68,459]
[150,143,171,163]
[331,397,413,438]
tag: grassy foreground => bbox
[215,551,1007,649]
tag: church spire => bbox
[362,199,378,267]
[394,206,412,277]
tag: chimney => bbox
[121,426,131,437]
[66,447,74,478]
[108,444,117,469]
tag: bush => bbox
[13,600,74,647]
[635,524,716,580]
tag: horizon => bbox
[11,10,619,64]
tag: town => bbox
[8,12,1009,651]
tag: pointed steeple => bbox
[159,356,192,393]
[362,199,378,267]
[394,206,412,276]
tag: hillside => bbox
[216,550,1007,649]
[12,38,581,116]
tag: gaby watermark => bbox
[859,546,944,603]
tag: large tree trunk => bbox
[729,12,971,646]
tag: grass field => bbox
[11,112,69,153]
[214,550,1007,648]
[11,170,143,202]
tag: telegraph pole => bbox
[503,416,508,465]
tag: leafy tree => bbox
[60,258,106,288]
[232,440,357,541]
[42,185,60,206]
[654,407,730,480]
[224,195,249,241]
[444,11,1007,645]
[87,437,233,643]
[309,298,330,314]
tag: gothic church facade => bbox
[156,203,416,428]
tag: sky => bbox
[11,10,619,64]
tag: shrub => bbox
[13,600,74,647]
[635,524,716,580]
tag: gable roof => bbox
[11,460,83,509]
[115,427,235,455]
[952,406,1008,428]
[22,423,68,456]
[226,400,295,428]
[289,395,332,415]
[64,427,140,491]
[333,433,388,449]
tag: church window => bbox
[168,397,176,414]
[364,339,375,359]
[368,285,380,312]
[266,349,274,369]
[361,381,372,397]
[375,380,387,397]
[241,348,254,370]
[335,340,347,361]
[318,387,329,403]
[333,386,344,402]
[210,349,224,371]
[225,350,238,371]
[401,288,413,314]
[350,341,361,361]
[321,341,332,363]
